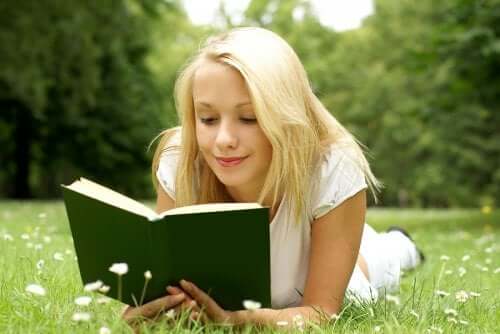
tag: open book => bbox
[61,178,271,310]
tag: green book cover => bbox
[61,178,271,310]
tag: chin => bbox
[215,175,248,187]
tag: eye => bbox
[200,117,217,125]
[241,118,257,124]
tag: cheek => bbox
[195,126,212,151]
[254,132,273,162]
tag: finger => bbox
[179,280,223,316]
[167,286,195,304]
[166,285,186,295]
[124,293,185,320]
[173,299,201,319]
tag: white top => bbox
[156,132,368,308]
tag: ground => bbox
[0,202,498,333]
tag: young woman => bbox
[122,27,423,327]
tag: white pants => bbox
[345,224,420,302]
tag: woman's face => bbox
[193,61,273,197]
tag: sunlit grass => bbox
[0,201,498,333]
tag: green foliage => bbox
[0,0,498,206]
[236,0,500,207]
[0,0,182,198]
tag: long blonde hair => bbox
[152,27,381,223]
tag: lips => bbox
[216,156,247,167]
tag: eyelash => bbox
[200,118,257,125]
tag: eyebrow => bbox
[195,101,252,109]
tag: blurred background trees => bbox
[0,0,498,207]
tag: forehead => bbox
[192,61,250,101]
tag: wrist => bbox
[230,310,249,326]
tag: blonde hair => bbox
[152,27,382,223]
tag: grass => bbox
[0,201,498,333]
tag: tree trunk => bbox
[13,101,32,198]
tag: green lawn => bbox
[0,202,498,333]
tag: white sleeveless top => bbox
[156,132,369,308]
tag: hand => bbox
[166,285,201,316]
[122,292,186,325]
[178,279,241,326]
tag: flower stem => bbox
[139,280,149,306]
[117,275,122,302]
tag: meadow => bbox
[0,202,498,333]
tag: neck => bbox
[226,184,281,221]
[225,184,260,203]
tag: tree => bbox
[0,0,183,198]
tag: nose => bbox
[215,119,238,150]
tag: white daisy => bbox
[444,308,458,316]
[53,252,64,261]
[164,309,176,319]
[25,284,46,296]
[84,280,103,292]
[98,285,110,294]
[435,290,450,297]
[243,299,261,310]
[97,297,111,304]
[72,312,91,322]
[455,290,469,303]
[108,263,128,275]
[74,296,92,306]
[144,270,152,280]
[99,327,111,334]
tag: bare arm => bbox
[156,184,175,213]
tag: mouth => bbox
[215,156,248,167]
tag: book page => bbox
[159,202,263,217]
[65,178,158,220]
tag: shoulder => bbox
[320,143,363,181]
[156,128,182,198]
[310,143,368,220]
